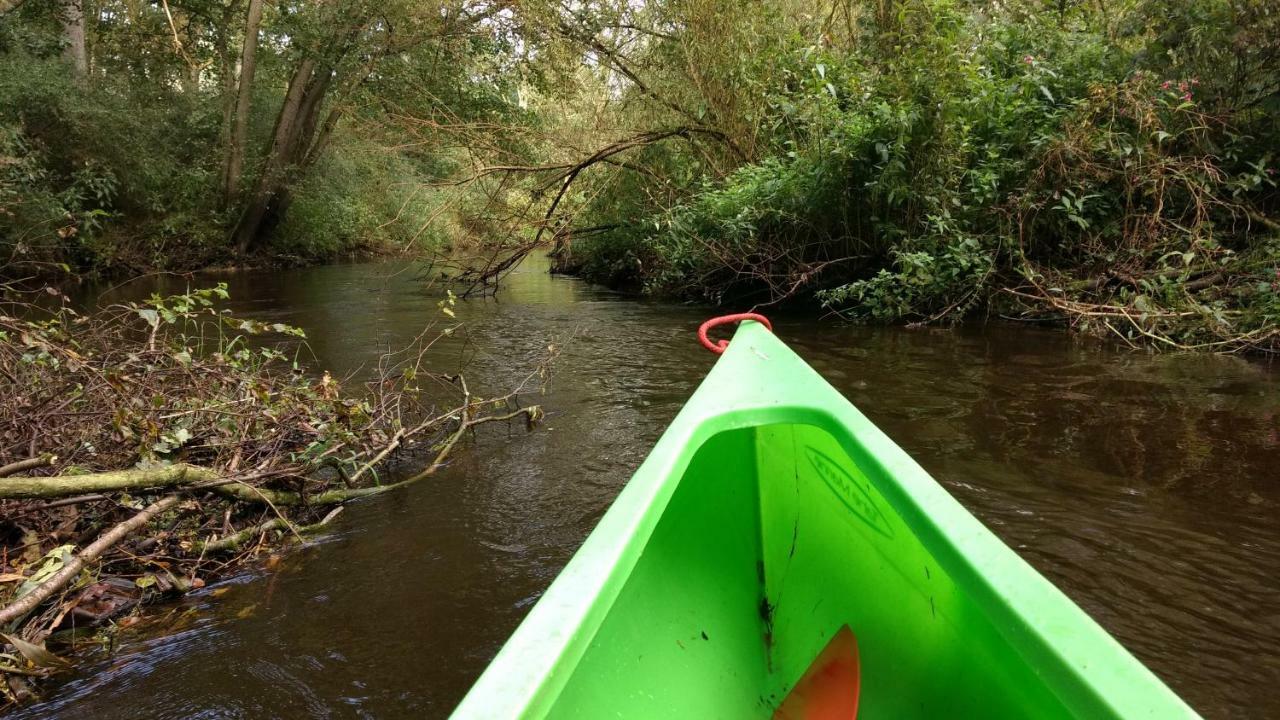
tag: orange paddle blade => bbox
[773,625,860,720]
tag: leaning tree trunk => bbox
[229,57,324,255]
[264,71,337,225]
[223,0,264,206]
[227,6,376,255]
[62,0,88,83]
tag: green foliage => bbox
[818,236,995,321]
[564,0,1280,349]
[1,0,538,276]
[0,49,223,270]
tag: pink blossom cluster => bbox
[1160,78,1199,102]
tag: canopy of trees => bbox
[533,0,1280,351]
[1,0,541,269]
[2,0,1278,349]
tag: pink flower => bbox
[1023,55,1034,64]
[1268,168,1277,176]
[1161,80,1171,90]
[1182,92,1193,101]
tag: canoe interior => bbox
[452,323,1191,719]
[549,421,1074,719]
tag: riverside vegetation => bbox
[0,283,548,703]
[537,1,1280,352]
[0,0,1278,706]
[2,1,1277,349]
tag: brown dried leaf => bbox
[0,634,71,670]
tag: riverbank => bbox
[0,282,547,706]
[532,2,1280,355]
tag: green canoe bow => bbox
[452,320,1197,719]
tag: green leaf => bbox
[136,308,159,329]
[14,545,76,600]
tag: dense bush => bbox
[567,0,1280,349]
[0,34,228,269]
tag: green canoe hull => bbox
[452,321,1196,719]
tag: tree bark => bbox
[216,29,236,208]
[229,57,324,254]
[0,495,180,625]
[197,517,292,554]
[266,72,337,224]
[0,464,217,499]
[62,0,88,83]
[227,4,382,254]
[223,0,264,206]
[0,455,56,478]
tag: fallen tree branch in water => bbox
[0,494,181,626]
[215,405,542,505]
[0,465,217,500]
[198,506,345,555]
[0,284,555,703]
[197,517,292,554]
[0,403,543,504]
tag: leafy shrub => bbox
[273,137,451,261]
[569,0,1280,348]
[0,51,223,270]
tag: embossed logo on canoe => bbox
[805,446,893,539]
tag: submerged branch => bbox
[0,495,181,626]
[0,285,553,696]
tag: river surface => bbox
[13,261,1280,719]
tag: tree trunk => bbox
[62,0,88,83]
[228,7,375,254]
[223,0,264,206]
[216,31,236,209]
[229,57,326,255]
[266,72,337,224]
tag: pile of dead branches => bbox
[0,284,547,703]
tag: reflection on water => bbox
[13,261,1279,719]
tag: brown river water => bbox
[11,260,1280,719]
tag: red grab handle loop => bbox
[697,313,773,355]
